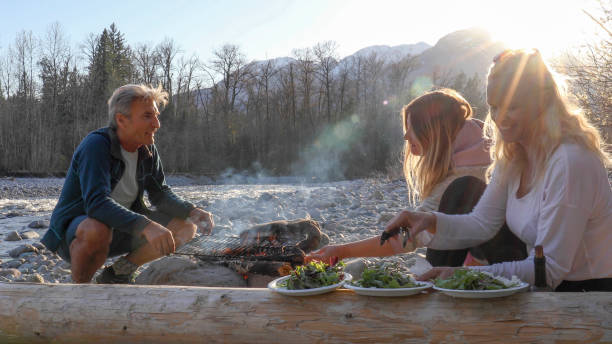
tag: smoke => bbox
[290,114,365,181]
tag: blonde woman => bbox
[307,89,526,266]
[385,49,612,291]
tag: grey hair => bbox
[107,84,169,129]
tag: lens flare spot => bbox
[410,76,433,97]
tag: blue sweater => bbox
[41,127,195,252]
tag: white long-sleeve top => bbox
[429,143,612,288]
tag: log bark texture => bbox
[1,282,611,343]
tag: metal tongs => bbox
[380,226,411,247]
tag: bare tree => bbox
[133,42,160,85]
[313,41,339,123]
[565,3,612,142]
[293,47,316,130]
[156,38,180,102]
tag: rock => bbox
[369,190,384,201]
[349,201,361,210]
[258,192,277,202]
[31,242,46,250]
[2,259,24,269]
[135,256,247,287]
[18,252,37,259]
[343,258,367,280]
[377,213,395,224]
[9,244,39,258]
[5,230,22,241]
[6,211,22,218]
[312,201,336,209]
[249,216,263,224]
[0,268,22,279]
[347,210,360,218]
[308,208,322,219]
[52,266,71,275]
[24,273,45,283]
[28,220,50,229]
[19,263,34,272]
[20,230,40,239]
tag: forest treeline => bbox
[0,15,610,179]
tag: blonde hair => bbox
[402,88,473,204]
[108,84,169,129]
[485,49,611,184]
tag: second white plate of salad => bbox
[344,281,432,297]
[343,261,432,297]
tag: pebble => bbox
[9,244,39,258]
[0,268,21,279]
[18,251,38,259]
[377,213,395,224]
[19,263,34,272]
[25,273,45,283]
[369,190,384,200]
[31,242,46,250]
[2,259,24,269]
[28,220,50,228]
[4,231,22,241]
[20,231,40,239]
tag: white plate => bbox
[433,282,530,298]
[267,273,352,296]
[344,281,433,297]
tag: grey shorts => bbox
[56,211,173,262]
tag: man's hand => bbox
[142,221,176,256]
[189,208,215,235]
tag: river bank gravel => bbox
[0,176,423,284]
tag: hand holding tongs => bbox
[380,226,411,248]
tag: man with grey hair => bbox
[41,84,214,284]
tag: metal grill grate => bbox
[175,235,245,256]
[174,233,305,263]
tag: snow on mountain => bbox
[347,42,431,62]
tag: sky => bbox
[0,0,606,63]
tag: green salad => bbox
[434,269,519,290]
[352,262,417,289]
[280,261,345,290]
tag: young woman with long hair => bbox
[385,49,612,291]
[307,88,526,266]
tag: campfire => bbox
[173,219,326,285]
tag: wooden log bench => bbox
[1,282,611,343]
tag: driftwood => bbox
[0,282,611,343]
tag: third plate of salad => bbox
[432,269,529,298]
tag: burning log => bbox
[239,219,327,253]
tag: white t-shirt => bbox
[429,143,612,288]
[110,147,139,209]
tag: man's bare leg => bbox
[69,218,113,283]
[125,218,196,266]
